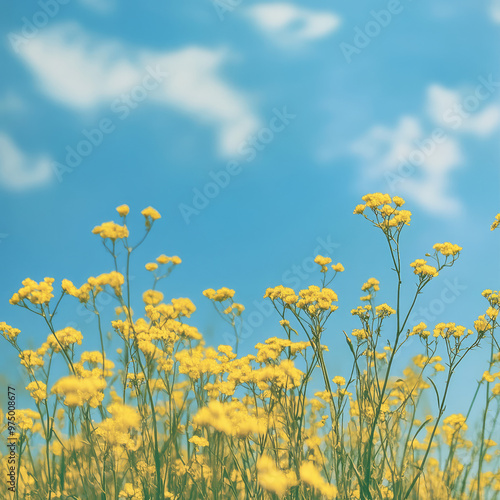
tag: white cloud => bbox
[491,0,500,22]
[0,133,53,191]
[426,83,500,136]
[14,23,260,156]
[351,117,464,216]
[245,3,340,44]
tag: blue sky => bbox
[1,0,499,416]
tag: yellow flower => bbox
[189,436,209,447]
[300,461,338,499]
[141,206,161,220]
[143,290,164,306]
[116,204,130,216]
[332,376,346,386]
[410,259,438,278]
[257,455,297,497]
[393,196,405,206]
[26,381,47,403]
[331,262,344,272]
[145,262,158,271]
[10,277,55,305]
[203,287,235,301]
[92,221,129,240]
[433,242,462,257]
[0,322,21,341]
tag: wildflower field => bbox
[1,194,500,500]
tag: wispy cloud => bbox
[350,80,500,216]
[351,117,464,215]
[491,0,500,23]
[14,23,260,156]
[244,3,340,44]
[0,133,53,191]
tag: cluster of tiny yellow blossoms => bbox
[26,381,47,403]
[433,242,462,256]
[375,304,396,318]
[92,221,129,240]
[9,277,55,305]
[257,455,298,497]
[264,285,298,305]
[51,375,106,408]
[62,271,124,302]
[314,254,331,272]
[410,259,439,278]
[433,322,473,339]
[410,322,431,338]
[223,303,245,316]
[300,461,338,499]
[156,254,182,265]
[296,286,338,314]
[0,321,20,341]
[354,193,411,229]
[203,287,236,301]
[360,277,380,301]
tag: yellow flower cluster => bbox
[26,381,47,403]
[141,206,161,221]
[314,254,332,272]
[14,409,40,431]
[19,350,44,369]
[354,193,411,228]
[375,304,396,318]
[156,254,182,265]
[63,271,124,302]
[410,259,438,278]
[92,221,129,240]
[116,204,130,216]
[409,322,431,338]
[51,375,106,408]
[255,337,310,362]
[361,277,380,292]
[433,242,462,256]
[10,277,55,305]
[95,403,140,448]
[257,455,298,496]
[433,322,472,339]
[45,327,83,352]
[143,289,164,305]
[264,285,298,305]
[223,303,245,316]
[300,461,338,499]
[192,400,267,438]
[296,286,338,314]
[0,321,20,341]
[203,287,235,301]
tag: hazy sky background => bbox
[1,0,499,417]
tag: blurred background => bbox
[1,0,499,418]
